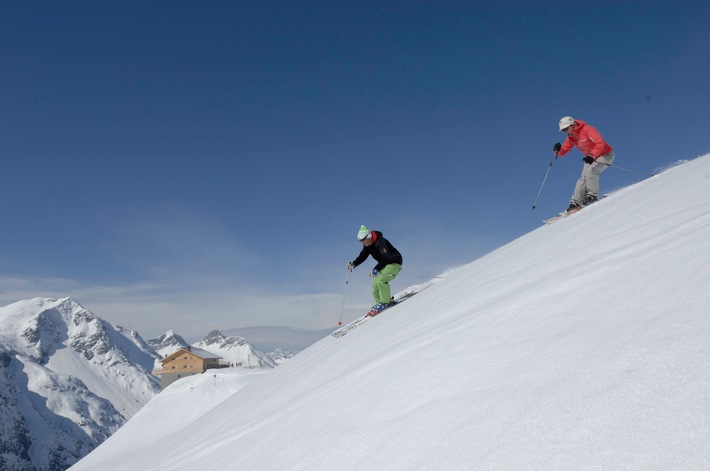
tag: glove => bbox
[347,262,354,270]
[583,156,594,164]
[370,269,378,277]
[553,142,561,152]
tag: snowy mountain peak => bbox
[147,329,190,359]
[8,297,102,362]
[202,328,228,344]
[193,329,276,368]
[201,329,248,347]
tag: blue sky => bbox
[1,1,709,341]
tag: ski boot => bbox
[366,303,389,317]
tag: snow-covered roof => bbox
[162,347,222,363]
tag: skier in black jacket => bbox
[347,225,403,315]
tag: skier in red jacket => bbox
[553,116,615,212]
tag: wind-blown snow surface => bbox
[72,155,710,470]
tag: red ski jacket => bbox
[558,119,613,159]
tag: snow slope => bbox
[71,155,710,470]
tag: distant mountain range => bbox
[146,328,297,368]
[0,297,300,471]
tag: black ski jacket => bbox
[351,231,403,272]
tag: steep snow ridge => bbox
[71,155,710,470]
[115,324,160,359]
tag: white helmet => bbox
[559,116,575,131]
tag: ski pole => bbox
[532,151,558,210]
[338,268,352,326]
[397,274,446,280]
[597,161,655,177]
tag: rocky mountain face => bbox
[146,329,190,359]
[0,347,34,471]
[0,298,160,470]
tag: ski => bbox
[367,290,417,316]
[543,196,607,225]
[543,206,583,224]
[331,292,417,338]
[331,315,371,338]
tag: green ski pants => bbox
[372,263,402,304]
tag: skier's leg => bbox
[373,264,402,304]
[587,151,615,198]
[371,279,380,305]
[571,167,587,205]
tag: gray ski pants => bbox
[571,151,615,204]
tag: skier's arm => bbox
[558,138,574,157]
[351,247,369,268]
